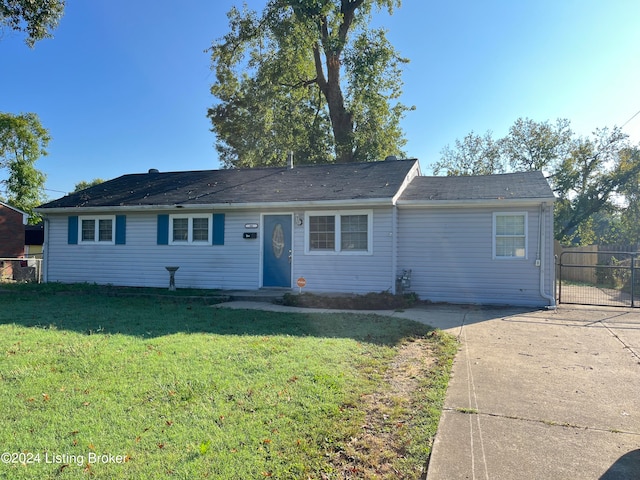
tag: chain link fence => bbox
[0,257,43,284]
[558,250,639,307]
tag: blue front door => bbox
[263,215,292,287]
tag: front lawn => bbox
[0,284,457,479]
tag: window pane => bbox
[496,237,526,257]
[173,218,188,242]
[81,219,95,241]
[192,217,209,242]
[98,219,113,241]
[309,215,335,250]
[496,215,524,235]
[341,215,368,250]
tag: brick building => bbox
[0,202,28,257]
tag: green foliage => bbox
[433,118,640,246]
[609,146,640,246]
[501,117,573,172]
[347,27,412,162]
[73,178,105,192]
[0,112,49,222]
[208,0,411,167]
[553,127,638,243]
[0,0,65,47]
[433,131,503,176]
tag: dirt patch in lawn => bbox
[328,337,437,479]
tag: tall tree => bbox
[554,129,640,243]
[433,131,503,176]
[614,146,640,247]
[0,0,65,47]
[500,117,573,172]
[0,112,49,221]
[208,0,411,167]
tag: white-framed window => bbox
[170,214,212,244]
[305,210,372,254]
[79,216,115,244]
[493,212,527,259]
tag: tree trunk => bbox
[324,54,354,163]
[309,2,363,163]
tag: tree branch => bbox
[279,77,318,89]
[313,43,328,94]
[338,0,364,45]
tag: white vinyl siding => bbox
[293,208,392,293]
[43,203,555,307]
[45,211,260,289]
[397,206,554,307]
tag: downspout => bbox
[42,217,49,283]
[539,203,556,308]
[391,204,398,294]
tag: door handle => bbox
[288,249,292,264]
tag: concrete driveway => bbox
[421,305,640,480]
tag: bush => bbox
[280,291,419,310]
[595,256,632,289]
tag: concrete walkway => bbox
[214,301,640,479]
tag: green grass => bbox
[0,284,457,479]
[1,281,224,298]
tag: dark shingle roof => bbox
[399,171,555,203]
[39,159,419,209]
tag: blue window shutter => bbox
[157,214,169,245]
[68,216,78,244]
[212,213,225,245]
[115,215,126,245]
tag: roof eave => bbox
[396,197,556,208]
[35,197,396,215]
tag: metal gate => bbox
[558,251,639,307]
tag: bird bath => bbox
[165,266,179,291]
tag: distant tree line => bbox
[432,118,640,247]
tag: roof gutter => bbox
[35,197,396,215]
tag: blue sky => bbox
[1,0,639,200]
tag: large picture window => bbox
[170,215,211,244]
[493,213,527,259]
[306,211,372,254]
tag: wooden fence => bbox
[555,243,640,284]
[555,243,598,283]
